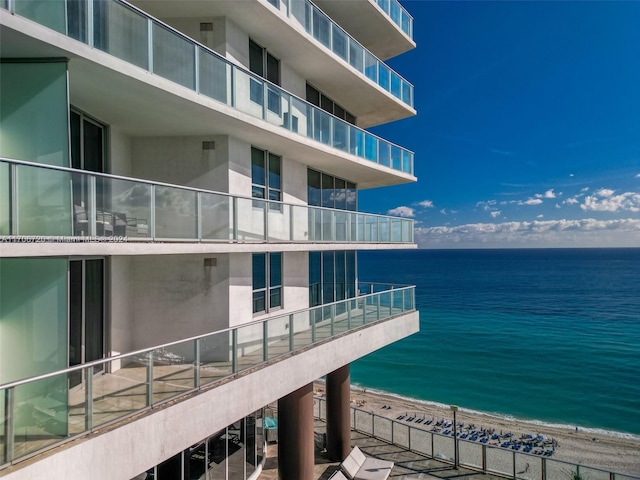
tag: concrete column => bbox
[326,365,351,461]
[278,383,314,480]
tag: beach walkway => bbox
[259,420,507,480]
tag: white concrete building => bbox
[0,0,418,478]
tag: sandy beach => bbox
[316,382,640,476]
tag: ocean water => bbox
[354,248,640,438]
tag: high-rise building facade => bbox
[0,0,418,478]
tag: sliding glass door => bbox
[69,259,105,388]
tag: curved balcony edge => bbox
[0,285,417,468]
[0,157,415,245]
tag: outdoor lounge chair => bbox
[328,471,348,480]
[340,446,393,480]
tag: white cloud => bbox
[636,173,640,178]
[581,187,590,192]
[417,200,434,208]
[565,198,579,205]
[387,206,415,218]
[523,198,543,205]
[476,200,497,209]
[596,188,615,198]
[535,189,556,199]
[490,211,501,218]
[581,191,640,213]
[537,214,544,218]
[415,218,640,248]
[569,173,575,177]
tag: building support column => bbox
[326,364,351,461]
[278,383,314,480]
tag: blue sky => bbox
[361,0,640,248]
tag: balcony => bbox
[0,0,415,179]
[0,284,416,468]
[0,158,414,255]
[128,0,414,121]
[313,0,415,60]
[255,0,414,106]
[374,0,413,39]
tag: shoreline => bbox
[353,385,640,441]
[315,382,640,476]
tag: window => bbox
[306,83,356,126]
[252,147,281,203]
[253,253,282,313]
[249,39,281,113]
[307,168,357,211]
[309,250,356,307]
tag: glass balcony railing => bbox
[265,0,414,106]
[2,0,414,176]
[375,0,413,39]
[0,158,415,244]
[314,398,640,480]
[0,285,416,466]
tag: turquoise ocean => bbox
[354,248,640,438]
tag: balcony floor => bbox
[3,304,409,463]
[259,419,508,480]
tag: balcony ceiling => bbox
[312,0,415,60]
[0,19,415,189]
[130,0,415,128]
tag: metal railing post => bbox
[194,339,201,388]
[330,305,335,336]
[87,0,94,47]
[391,419,394,445]
[371,413,374,438]
[9,163,17,234]
[232,330,238,373]
[263,321,268,361]
[362,297,366,325]
[194,43,200,93]
[147,18,154,72]
[85,369,93,430]
[288,315,294,352]
[149,184,156,239]
[352,405,355,429]
[232,196,238,240]
[196,191,202,240]
[430,432,434,459]
[262,81,267,120]
[4,387,14,463]
[482,444,487,473]
[512,451,516,479]
[146,352,154,406]
[289,204,294,241]
[264,201,268,241]
[88,175,97,236]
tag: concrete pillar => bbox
[326,365,351,461]
[278,383,314,480]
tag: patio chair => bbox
[340,446,393,480]
[329,471,348,480]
